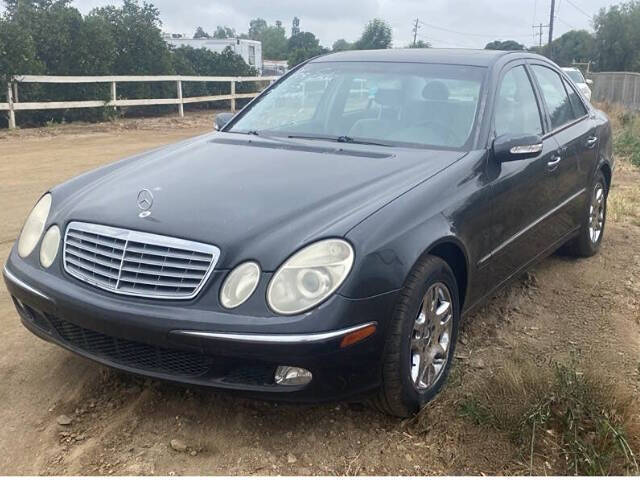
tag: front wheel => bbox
[564,170,608,257]
[373,255,460,417]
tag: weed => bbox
[459,356,639,475]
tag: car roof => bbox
[561,67,580,71]
[311,48,536,67]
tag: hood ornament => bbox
[137,189,154,218]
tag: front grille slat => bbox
[66,240,125,261]
[63,222,220,300]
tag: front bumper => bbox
[3,253,399,402]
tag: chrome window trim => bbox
[63,221,220,300]
[173,322,377,344]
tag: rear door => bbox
[529,63,597,236]
[482,62,562,285]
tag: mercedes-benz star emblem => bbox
[137,189,154,218]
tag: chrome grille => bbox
[63,222,220,300]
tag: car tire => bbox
[564,170,608,258]
[373,255,460,418]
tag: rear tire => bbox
[373,255,460,418]
[564,170,608,258]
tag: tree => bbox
[248,17,267,40]
[213,25,236,39]
[408,39,430,48]
[355,18,392,50]
[593,2,640,71]
[260,23,288,59]
[332,39,353,52]
[91,0,172,75]
[485,39,524,50]
[544,30,595,67]
[287,31,327,68]
[193,26,210,38]
[291,16,300,36]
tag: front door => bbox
[482,63,562,287]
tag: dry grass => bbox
[459,356,640,475]
[593,103,640,225]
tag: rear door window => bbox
[563,77,588,118]
[531,65,576,130]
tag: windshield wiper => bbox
[286,134,391,147]
[336,135,391,147]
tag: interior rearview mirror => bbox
[215,112,234,131]
[493,134,543,163]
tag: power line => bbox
[419,21,531,39]
[564,0,592,19]
[556,16,576,29]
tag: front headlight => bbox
[39,225,61,268]
[267,239,354,315]
[18,194,52,258]
[220,262,261,309]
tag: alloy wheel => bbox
[589,182,605,244]
[410,282,453,391]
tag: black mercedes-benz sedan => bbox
[4,49,613,417]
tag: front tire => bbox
[564,170,608,257]
[374,255,460,417]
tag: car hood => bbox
[52,132,465,270]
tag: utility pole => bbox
[412,18,420,47]
[548,0,556,57]
[536,23,543,48]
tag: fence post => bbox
[176,79,184,117]
[7,82,16,130]
[12,82,18,103]
[110,81,117,112]
[230,80,236,112]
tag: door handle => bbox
[586,136,598,148]
[547,154,561,170]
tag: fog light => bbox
[274,366,312,386]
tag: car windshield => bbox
[565,69,586,84]
[228,61,487,150]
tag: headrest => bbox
[422,81,450,101]
[375,89,403,106]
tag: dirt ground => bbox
[1,112,638,475]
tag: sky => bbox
[3,0,622,49]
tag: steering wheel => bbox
[415,121,462,146]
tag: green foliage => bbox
[614,113,640,167]
[355,18,392,50]
[291,16,300,37]
[593,1,640,71]
[248,18,267,40]
[0,0,255,127]
[260,23,288,60]
[331,39,353,52]
[408,39,431,49]
[459,357,639,475]
[212,26,236,39]
[193,26,210,39]
[545,30,595,67]
[485,39,525,51]
[287,31,327,68]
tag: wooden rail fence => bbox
[1,74,277,129]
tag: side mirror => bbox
[586,78,594,86]
[493,134,543,163]
[215,112,234,131]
